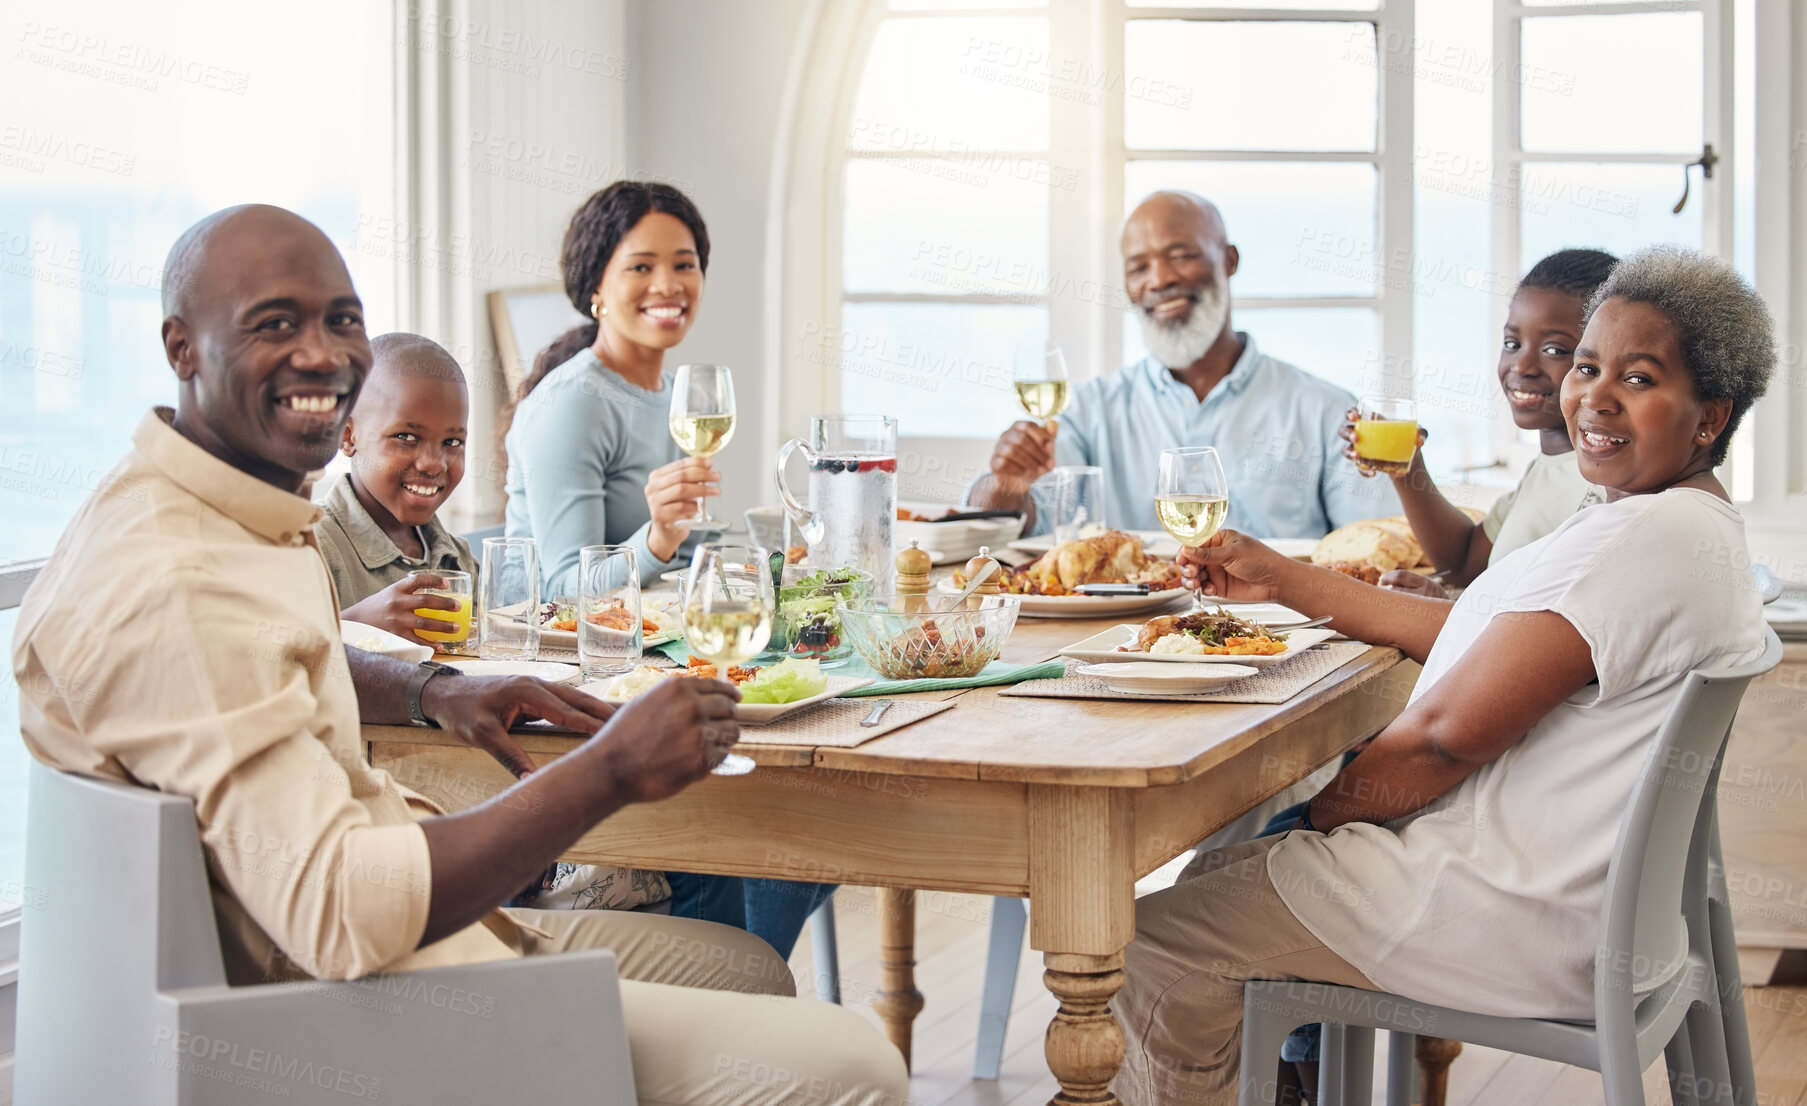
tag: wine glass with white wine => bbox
[668,363,737,528]
[1012,337,1069,427]
[1154,447,1229,610]
[681,544,773,776]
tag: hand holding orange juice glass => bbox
[411,570,474,652]
[1352,395,1419,477]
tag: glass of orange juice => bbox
[1353,395,1419,476]
[412,570,474,653]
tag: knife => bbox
[1074,583,1154,595]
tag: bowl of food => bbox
[837,594,1021,679]
[763,566,873,666]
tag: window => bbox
[0,0,396,906]
[838,7,1054,441]
[1486,0,1731,484]
[824,0,1415,503]
[805,0,1761,514]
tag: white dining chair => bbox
[1243,632,1778,1106]
[1238,628,1782,1106]
[13,761,638,1106]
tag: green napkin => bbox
[836,659,1068,698]
[654,640,1065,697]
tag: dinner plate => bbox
[933,577,1189,619]
[1006,528,1179,558]
[578,673,875,724]
[535,605,681,651]
[340,620,434,664]
[1076,660,1260,694]
[1059,625,1337,668]
[443,659,582,684]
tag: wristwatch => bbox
[406,660,462,727]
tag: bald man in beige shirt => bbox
[13,204,906,1105]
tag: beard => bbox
[1133,282,1229,369]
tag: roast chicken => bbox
[1021,530,1183,593]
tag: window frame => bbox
[1487,0,1732,469]
[787,0,1417,502]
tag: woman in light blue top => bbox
[503,181,832,958]
[504,181,721,592]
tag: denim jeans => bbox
[1262,798,1320,1063]
[664,873,837,960]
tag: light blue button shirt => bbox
[1013,334,1399,539]
[504,349,718,595]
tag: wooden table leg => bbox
[874,887,924,1070]
[1414,1036,1462,1106]
[1029,785,1136,1106]
[1044,951,1127,1104]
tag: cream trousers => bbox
[1112,837,1375,1106]
[508,907,909,1106]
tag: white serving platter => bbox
[933,577,1189,619]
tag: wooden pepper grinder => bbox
[962,546,1002,610]
[895,541,933,614]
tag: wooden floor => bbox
[789,885,1807,1106]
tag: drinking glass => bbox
[668,363,737,528]
[683,544,774,776]
[1050,465,1106,544]
[411,569,474,655]
[478,537,540,660]
[577,545,641,679]
[1352,395,1419,476]
[1155,447,1229,610]
[1012,336,1069,426]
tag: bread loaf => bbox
[1310,522,1417,573]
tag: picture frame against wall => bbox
[486,283,587,397]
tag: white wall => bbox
[624,0,817,524]
[398,0,631,528]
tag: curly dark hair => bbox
[1583,245,1775,467]
[1518,247,1617,302]
[519,181,711,400]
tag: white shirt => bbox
[1267,487,1767,1018]
[1480,450,1605,565]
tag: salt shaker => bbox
[963,546,1002,609]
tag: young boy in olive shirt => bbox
[316,333,474,645]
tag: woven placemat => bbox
[998,642,1371,705]
[736,698,956,748]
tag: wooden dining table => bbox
[363,605,1420,1105]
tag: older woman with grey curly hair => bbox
[1111,245,1777,1106]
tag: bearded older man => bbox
[970,191,1397,538]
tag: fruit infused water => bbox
[806,453,896,586]
[776,414,900,588]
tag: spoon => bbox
[768,549,787,597]
[939,557,998,613]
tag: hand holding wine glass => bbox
[681,543,774,775]
[1154,446,1229,609]
[667,364,736,528]
[1012,337,1069,429]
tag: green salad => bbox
[738,658,829,704]
[772,567,868,660]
